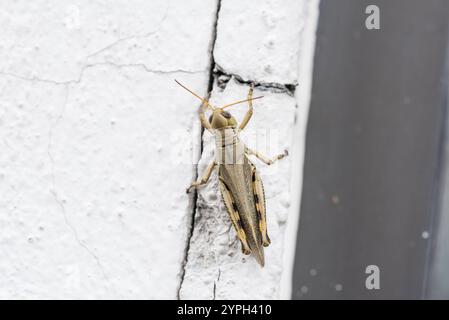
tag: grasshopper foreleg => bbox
[239,84,254,131]
[199,102,214,133]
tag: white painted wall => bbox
[0,0,319,299]
[179,0,320,300]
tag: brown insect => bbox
[176,80,288,266]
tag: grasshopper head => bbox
[209,109,237,129]
[174,79,263,130]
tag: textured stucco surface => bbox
[0,0,216,299]
[0,0,319,299]
[214,0,306,84]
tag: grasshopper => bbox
[176,80,288,267]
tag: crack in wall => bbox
[0,63,204,87]
[0,0,174,86]
[87,62,204,75]
[85,0,171,64]
[47,85,111,291]
[214,66,297,96]
[176,0,223,300]
[212,268,221,300]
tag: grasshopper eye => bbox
[221,111,231,119]
[209,114,213,123]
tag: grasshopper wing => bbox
[218,160,266,267]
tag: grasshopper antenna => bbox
[221,96,264,109]
[174,79,216,110]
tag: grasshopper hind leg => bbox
[218,178,251,255]
[251,165,271,247]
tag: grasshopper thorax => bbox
[209,109,237,129]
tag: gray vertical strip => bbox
[427,46,449,299]
[292,0,449,299]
